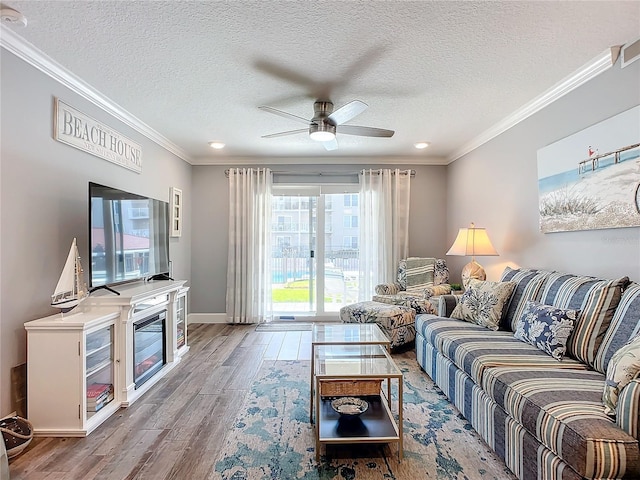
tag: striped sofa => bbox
[416,267,640,480]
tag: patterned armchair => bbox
[373,257,451,314]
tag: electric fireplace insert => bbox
[133,310,166,388]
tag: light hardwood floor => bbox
[9,323,316,480]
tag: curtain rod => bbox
[224,169,415,178]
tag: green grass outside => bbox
[272,279,312,302]
[272,279,342,303]
[272,288,312,302]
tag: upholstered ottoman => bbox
[339,300,416,349]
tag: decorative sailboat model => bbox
[51,238,88,312]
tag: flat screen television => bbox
[89,182,170,288]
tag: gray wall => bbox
[0,50,192,415]
[446,60,640,284]
[189,163,447,314]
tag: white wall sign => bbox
[54,98,142,173]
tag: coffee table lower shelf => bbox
[316,395,401,460]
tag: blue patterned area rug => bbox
[212,354,516,480]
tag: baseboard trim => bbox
[188,313,227,324]
[186,313,341,324]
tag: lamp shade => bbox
[446,223,498,288]
[446,223,498,257]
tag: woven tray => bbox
[319,378,383,397]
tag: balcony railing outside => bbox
[271,222,310,232]
[271,246,359,312]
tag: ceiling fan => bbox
[259,99,394,151]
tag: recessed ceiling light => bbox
[208,142,225,149]
[414,142,430,149]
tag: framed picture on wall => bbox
[170,187,182,237]
[537,105,640,233]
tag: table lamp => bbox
[446,223,498,288]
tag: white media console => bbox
[24,280,189,437]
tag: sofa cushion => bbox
[513,300,578,361]
[416,339,594,480]
[499,266,553,331]
[450,279,516,330]
[481,366,640,479]
[415,315,587,385]
[538,273,629,368]
[603,334,640,416]
[594,283,640,374]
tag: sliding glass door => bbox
[270,188,359,318]
[271,194,316,314]
[322,193,359,312]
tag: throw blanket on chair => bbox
[402,257,435,294]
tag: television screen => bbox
[89,182,170,287]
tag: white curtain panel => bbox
[358,168,411,300]
[226,168,273,323]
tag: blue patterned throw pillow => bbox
[514,300,578,360]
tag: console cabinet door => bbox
[176,293,187,350]
[26,316,118,436]
[27,328,84,434]
[84,324,115,421]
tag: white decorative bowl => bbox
[330,397,369,416]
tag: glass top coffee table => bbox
[310,323,391,422]
[312,343,403,460]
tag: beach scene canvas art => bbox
[537,106,640,233]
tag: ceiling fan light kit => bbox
[309,123,336,142]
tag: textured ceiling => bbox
[2,1,639,164]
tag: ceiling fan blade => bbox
[327,100,368,125]
[254,59,318,89]
[341,45,388,81]
[337,125,394,137]
[262,128,308,139]
[322,138,339,151]
[259,106,310,125]
[254,59,336,100]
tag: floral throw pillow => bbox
[450,279,516,330]
[514,300,578,361]
[603,334,640,416]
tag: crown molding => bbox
[190,155,449,166]
[0,26,191,163]
[2,24,617,167]
[448,48,616,163]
